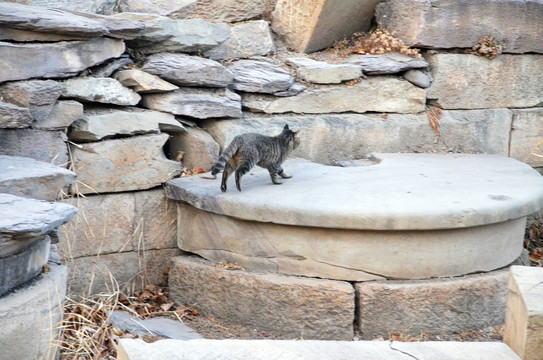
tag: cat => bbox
[210,124,300,192]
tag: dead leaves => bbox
[526,213,543,267]
[426,107,442,135]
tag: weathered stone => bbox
[355,269,509,339]
[243,77,425,114]
[114,69,179,93]
[0,101,31,129]
[88,56,133,78]
[426,53,543,109]
[403,69,431,88]
[227,60,294,94]
[142,53,233,88]
[203,110,513,165]
[204,20,275,60]
[0,129,68,166]
[114,12,230,54]
[0,264,67,360]
[510,108,543,168]
[0,37,125,83]
[0,27,88,42]
[286,58,362,84]
[0,155,76,201]
[141,88,242,119]
[376,0,543,54]
[61,77,141,106]
[0,80,62,123]
[2,0,117,15]
[63,9,145,40]
[134,189,178,250]
[169,255,355,340]
[347,53,428,74]
[33,100,84,130]
[166,127,219,171]
[68,107,183,142]
[504,266,543,360]
[272,0,380,53]
[70,134,180,194]
[274,82,306,97]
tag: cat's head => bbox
[282,124,301,150]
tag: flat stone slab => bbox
[165,154,543,231]
[118,339,521,360]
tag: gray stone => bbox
[142,53,233,88]
[33,100,84,130]
[61,77,141,106]
[426,53,543,109]
[114,69,179,93]
[272,0,379,53]
[88,56,134,78]
[68,107,183,142]
[0,155,77,201]
[2,0,117,15]
[274,82,307,97]
[286,57,362,84]
[0,27,88,42]
[403,69,431,88]
[356,269,509,339]
[202,110,513,165]
[376,0,543,54]
[510,108,543,168]
[141,88,242,119]
[227,60,294,94]
[0,264,67,360]
[242,77,426,114]
[70,134,180,194]
[166,127,219,171]
[0,129,69,166]
[204,20,275,60]
[0,101,31,129]
[169,255,355,340]
[118,339,521,360]
[62,9,145,40]
[0,80,62,122]
[0,37,125,83]
[114,12,230,54]
[346,53,428,74]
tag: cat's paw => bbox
[272,179,283,185]
[280,172,292,179]
[221,184,227,192]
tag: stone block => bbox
[376,0,543,54]
[0,129,69,166]
[286,58,362,84]
[272,0,380,53]
[70,134,180,194]
[61,77,141,106]
[0,101,31,128]
[169,255,355,340]
[114,69,179,93]
[403,69,431,88]
[426,53,543,109]
[33,100,83,130]
[510,108,543,168]
[504,266,543,360]
[0,80,62,123]
[347,53,428,75]
[166,127,219,171]
[355,269,509,339]
[227,60,294,94]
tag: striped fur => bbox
[211,124,300,192]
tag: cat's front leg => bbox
[268,167,283,185]
[277,166,292,179]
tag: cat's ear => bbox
[283,124,289,130]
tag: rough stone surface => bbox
[61,77,141,106]
[504,266,543,360]
[142,88,242,119]
[88,55,133,78]
[227,60,294,94]
[426,53,543,109]
[63,10,145,40]
[0,155,76,201]
[272,0,380,53]
[33,100,83,130]
[166,127,219,171]
[2,0,118,16]
[169,255,355,340]
[347,53,428,74]
[356,269,509,339]
[376,0,543,54]
[117,339,521,360]
[243,77,426,114]
[142,53,233,88]
[70,134,180,194]
[202,110,513,165]
[69,107,183,142]
[510,108,543,168]
[286,58,362,84]
[204,20,276,60]
[0,101,31,129]
[114,69,179,93]
[0,264,67,360]
[0,80,62,123]
[114,12,230,54]
[0,37,125,83]
[274,82,306,97]
[403,69,431,88]
[0,129,69,166]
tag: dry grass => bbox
[330,29,421,58]
[525,211,543,267]
[465,35,506,59]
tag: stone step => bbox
[118,339,521,360]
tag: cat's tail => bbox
[211,137,241,176]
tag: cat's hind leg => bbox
[235,160,255,191]
[277,165,292,179]
[221,160,236,192]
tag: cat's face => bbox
[282,124,300,150]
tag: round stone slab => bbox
[165,153,543,231]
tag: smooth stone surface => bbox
[0,155,76,201]
[165,154,543,231]
[118,339,521,360]
[0,129,69,166]
[227,60,294,94]
[510,108,543,168]
[61,77,141,106]
[114,69,179,93]
[403,69,431,88]
[33,100,83,130]
[347,53,428,74]
[286,57,362,84]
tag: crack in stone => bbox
[528,280,543,292]
[389,342,420,360]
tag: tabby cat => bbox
[210,124,300,192]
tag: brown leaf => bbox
[160,302,174,312]
[193,167,206,174]
[426,107,442,135]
